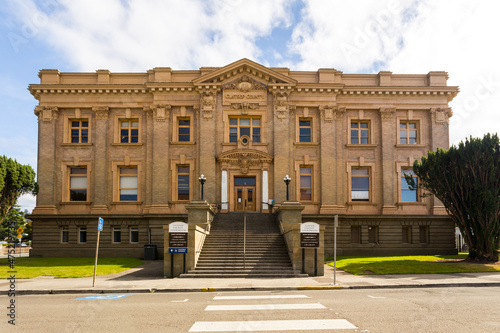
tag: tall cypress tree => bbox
[408,134,500,262]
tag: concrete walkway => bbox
[2,261,500,295]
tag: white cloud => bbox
[8,0,294,71]
[291,0,500,144]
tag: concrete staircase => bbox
[180,213,307,278]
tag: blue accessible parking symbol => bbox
[73,294,133,300]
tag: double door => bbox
[234,177,256,212]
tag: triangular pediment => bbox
[193,58,296,87]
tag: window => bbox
[368,226,378,244]
[402,226,412,244]
[120,119,139,143]
[299,118,311,142]
[79,227,87,243]
[61,227,69,243]
[178,118,190,142]
[401,168,418,202]
[351,226,361,244]
[229,117,261,143]
[113,227,121,243]
[351,167,370,201]
[419,226,429,244]
[177,165,190,201]
[69,167,87,201]
[130,227,139,243]
[119,167,138,201]
[299,166,312,201]
[70,120,88,143]
[350,121,370,144]
[400,121,418,144]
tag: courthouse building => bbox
[29,58,459,259]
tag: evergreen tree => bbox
[0,156,37,224]
[407,133,500,261]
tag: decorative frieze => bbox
[34,106,58,122]
[430,107,453,125]
[230,102,259,114]
[92,106,109,120]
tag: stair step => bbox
[180,213,299,279]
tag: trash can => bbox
[144,244,157,260]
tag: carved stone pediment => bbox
[193,58,297,87]
[217,149,273,174]
[223,75,267,91]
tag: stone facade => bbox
[29,59,459,258]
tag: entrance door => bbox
[234,177,256,212]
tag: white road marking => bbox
[189,319,357,331]
[205,303,326,311]
[213,295,310,300]
[172,299,189,302]
[367,295,386,299]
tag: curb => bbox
[4,282,500,296]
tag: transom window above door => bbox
[229,117,261,143]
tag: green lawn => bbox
[325,254,500,275]
[0,257,144,278]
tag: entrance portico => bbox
[217,149,273,212]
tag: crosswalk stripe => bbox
[205,303,326,311]
[189,319,357,332]
[213,295,310,300]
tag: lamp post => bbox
[283,175,291,201]
[199,174,206,200]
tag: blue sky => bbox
[1,0,499,212]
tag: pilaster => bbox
[33,106,58,213]
[145,104,171,213]
[380,107,397,214]
[272,89,294,203]
[91,106,109,213]
[197,88,219,203]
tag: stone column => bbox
[380,107,397,214]
[91,106,109,213]
[221,170,228,210]
[262,170,269,210]
[33,106,58,214]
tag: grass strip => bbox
[325,254,500,275]
[0,257,144,278]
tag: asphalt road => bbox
[2,287,500,332]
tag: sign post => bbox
[300,222,320,276]
[93,217,103,287]
[168,222,188,276]
[333,215,338,285]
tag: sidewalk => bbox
[2,261,500,295]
